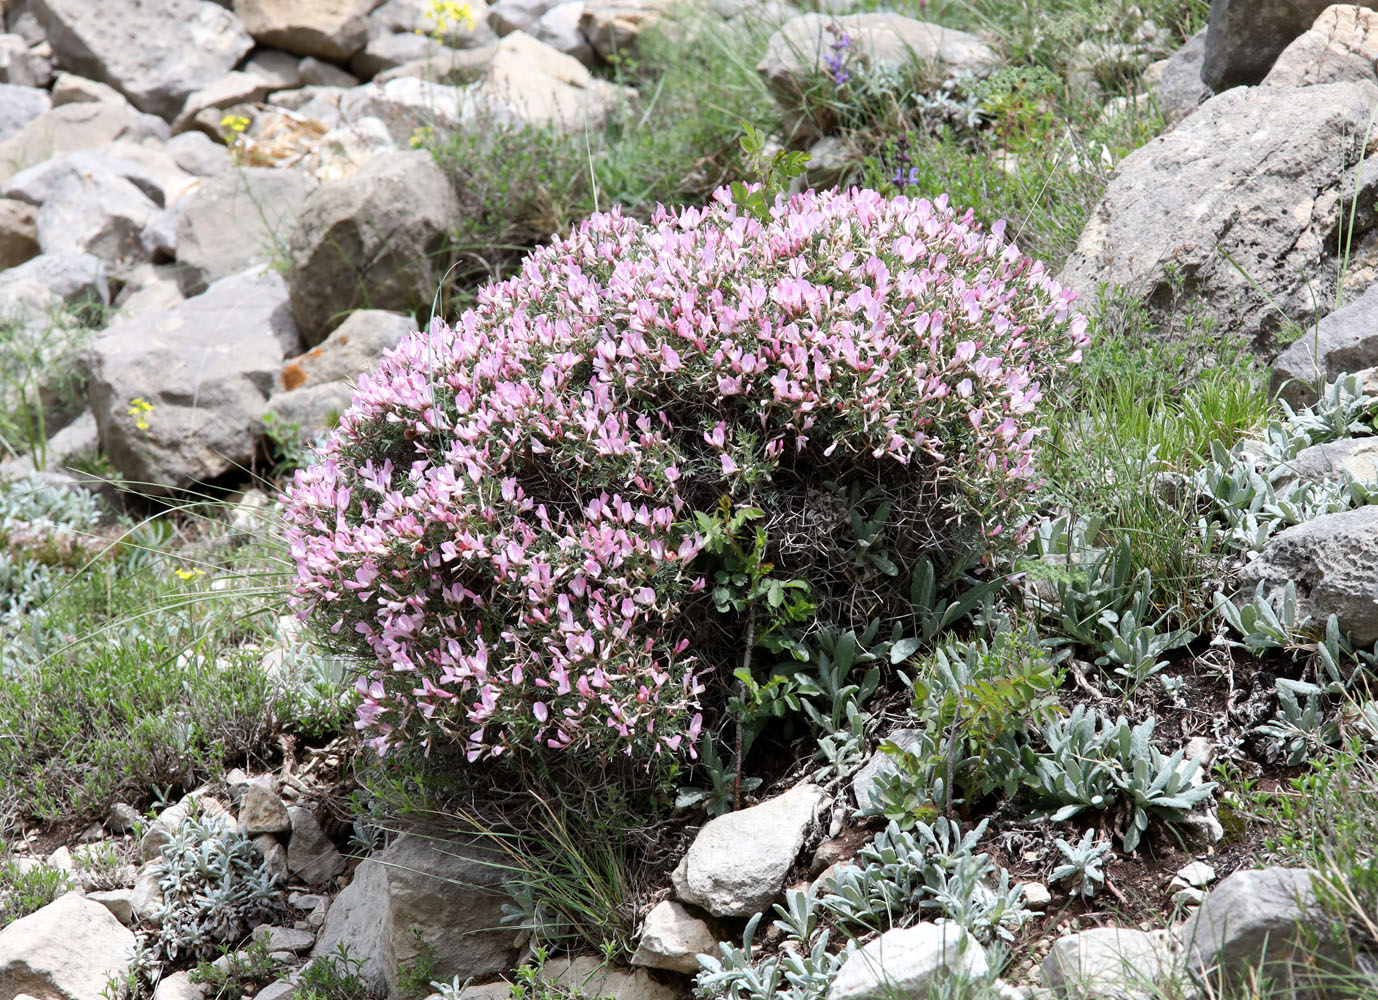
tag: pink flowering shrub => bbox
[282,186,1088,763]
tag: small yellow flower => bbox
[127,397,154,431]
[174,568,206,581]
[220,113,250,137]
[409,125,436,149]
[415,0,476,40]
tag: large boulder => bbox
[671,783,827,918]
[0,83,50,141]
[1271,283,1378,407]
[1240,506,1378,645]
[1041,927,1179,998]
[174,167,314,295]
[267,308,414,431]
[1263,4,1378,87]
[758,13,998,140]
[1201,0,1374,89]
[829,923,987,1000]
[0,99,168,185]
[0,892,135,1000]
[1060,81,1378,352]
[311,832,519,996]
[1182,868,1338,991]
[0,251,108,315]
[287,150,458,344]
[83,268,299,492]
[30,0,253,120]
[233,0,375,61]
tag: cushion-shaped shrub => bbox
[283,186,1088,762]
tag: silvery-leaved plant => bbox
[1051,828,1111,899]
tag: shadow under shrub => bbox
[283,185,1088,767]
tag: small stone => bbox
[1173,886,1208,907]
[46,846,73,871]
[86,888,134,924]
[256,834,289,878]
[630,900,717,975]
[1174,861,1217,889]
[130,861,164,923]
[286,806,345,886]
[151,970,204,1000]
[251,923,316,954]
[1021,882,1053,908]
[240,784,292,836]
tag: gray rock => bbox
[311,833,519,996]
[130,862,164,923]
[251,924,316,954]
[1182,868,1333,990]
[0,893,136,1000]
[1272,283,1378,408]
[255,834,289,878]
[489,0,556,35]
[299,56,360,89]
[0,252,107,316]
[630,900,718,975]
[542,955,681,1000]
[239,783,292,836]
[0,83,49,141]
[829,922,988,1000]
[351,32,435,79]
[268,309,411,430]
[1151,28,1210,123]
[49,72,126,106]
[0,197,36,269]
[166,130,234,177]
[172,55,303,134]
[174,166,312,295]
[672,783,827,918]
[86,888,134,925]
[1277,437,1378,488]
[851,727,925,812]
[83,268,298,492]
[113,262,184,322]
[0,34,52,89]
[4,149,166,208]
[758,13,998,140]
[288,150,458,344]
[529,2,595,65]
[106,801,140,835]
[1201,0,1365,89]
[464,31,626,131]
[1042,927,1179,998]
[1241,506,1378,644]
[33,170,160,260]
[233,0,375,61]
[253,982,295,1000]
[578,0,670,59]
[31,0,253,120]
[1060,81,1378,353]
[286,805,345,886]
[151,971,204,1000]
[1263,4,1378,86]
[0,100,168,185]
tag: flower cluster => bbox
[283,186,1087,763]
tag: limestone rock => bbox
[311,833,519,996]
[758,13,998,140]
[1151,28,1210,123]
[1240,506,1378,644]
[251,924,316,954]
[543,955,682,1000]
[530,2,596,66]
[489,0,557,35]
[130,862,164,923]
[829,923,988,1000]
[268,308,414,429]
[631,900,718,975]
[0,83,49,141]
[0,196,36,268]
[83,268,298,492]
[166,130,235,176]
[0,892,135,1000]
[1277,437,1378,488]
[286,805,346,886]
[172,53,304,134]
[851,727,925,812]
[0,34,52,89]
[579,0,672,59]
[28,167,161,261]
[239,784,292,836]
[1042,927,1179,997]
[0,252,108,316]
[672,783,827,918]
[1182,868,1335,989]
[234,0,376,61]
[1272,283,1378,407]
[174,166,313,295]
[0,99,168,184]
[151,972,205,1000]
[86,888,134,925]
[1059,81,1378,352]
[1263,4,1378,86]
[287,150,458,344]
[31,0,253,119]
[1201,0,1367,89]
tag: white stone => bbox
[631,900,718,974]
[828,922,988,1000]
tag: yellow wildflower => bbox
[174,568,207,581]
[127,397,154,432]
[416,0,476,40]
